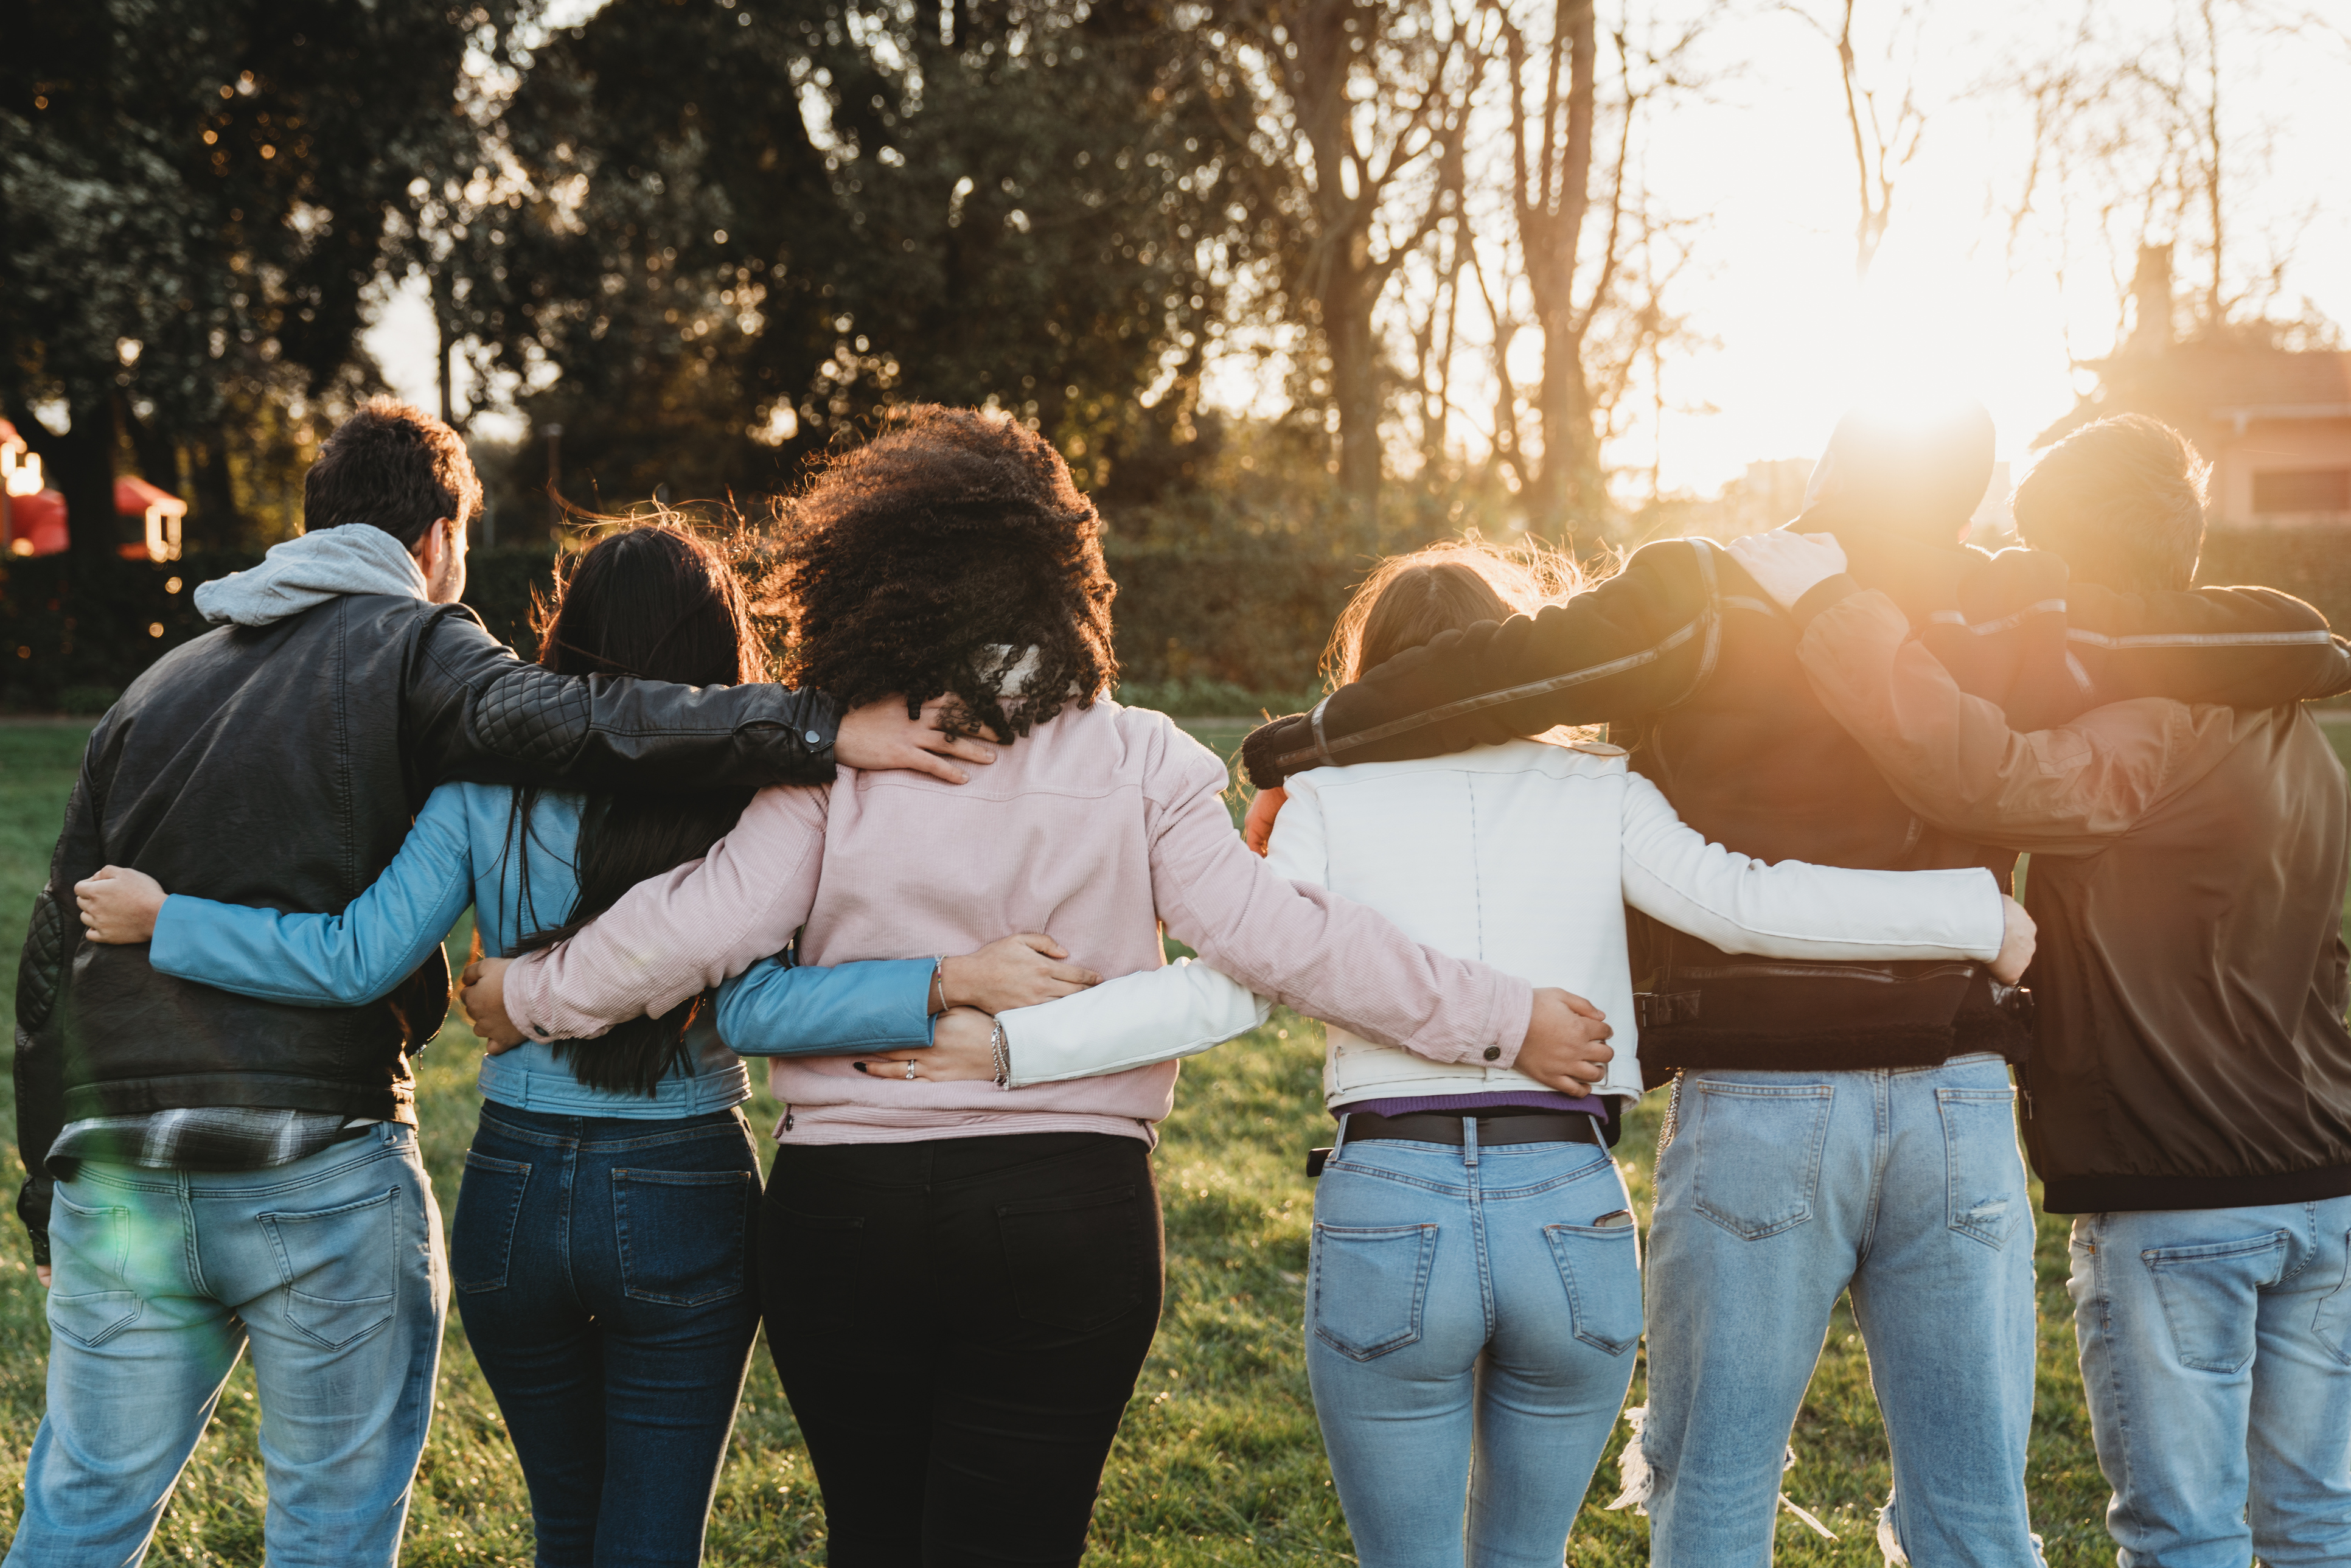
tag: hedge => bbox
[7,526,2342,719]
[0,537,1357,719]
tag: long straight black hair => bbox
[504,521,766,1093]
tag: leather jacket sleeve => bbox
[1241,542,1713,790]
[15,750,107,1265]
[1954,548,2351,720]
[405,605,844,795]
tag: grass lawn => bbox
[2,716,2345,1564]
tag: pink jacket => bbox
[501,702,1535,1145]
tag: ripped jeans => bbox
[1641,1054,2043,1568]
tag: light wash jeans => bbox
[1642,1054,2042,1568]
[2067,1197,2351,1567]
[1304,1119,1642,1568]
[6,1123,448,1568]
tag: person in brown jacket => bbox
[1729,413,2351,1568]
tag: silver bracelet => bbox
[991,1018,1012,1089]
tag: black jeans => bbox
[453,1104,763,1568]
[762,1132,1165,1567]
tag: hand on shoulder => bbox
[1725,531,1848,612]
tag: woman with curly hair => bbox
[69,520,1092,1567]
[458,405,1614,1564]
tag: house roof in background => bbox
[2035,344,2351,447]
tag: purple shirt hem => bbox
[1335,1091,1607,1121]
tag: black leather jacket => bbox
[14,592,840,1256]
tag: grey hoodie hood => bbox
[194,525,431,627]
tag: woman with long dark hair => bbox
[456,407,1621,1565]
[72,521,1096,1566]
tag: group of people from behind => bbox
[15,389,2351,1568]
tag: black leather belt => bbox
[1344,1110,1600,1148]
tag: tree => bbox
[1475,0,1705,537]
[474,0,1237,515]
[1207,0,1487,534]
[1993,0,2347,352]
[0,1,531,559]
[1782,0,1931,285]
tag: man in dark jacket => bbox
[1239,402,2351,1566]
[5,400,992,1567]
[1732,413,2351,1568]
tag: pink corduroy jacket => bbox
[501,700,1535,1145]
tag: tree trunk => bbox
[1530,321,1599,537]
[1513,0,1598,540]
[1325,276,1384,546]
[55,382,120,576]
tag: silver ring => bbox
[904,1061,918,1081]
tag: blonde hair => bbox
[1324,535,1590,689]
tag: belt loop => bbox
[1334,1112,1351,1155]
[1463,1113,1480,1168]
[1588,1112,1606,1149]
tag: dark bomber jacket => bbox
[1242,518,2351,1077]
[1796,584,2351,1212]
[14,592,840,1257]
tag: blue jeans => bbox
[2067,1198,2351,1567]
[5,1123,447,1568]
[1304,1122,1641,1568]
[453,1104,762,1568]
[1642,1054,2041,1568]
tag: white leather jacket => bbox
[1000,739,2004,1106]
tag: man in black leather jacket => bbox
[5,400,990,1566]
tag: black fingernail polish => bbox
[852,1062,868,1073]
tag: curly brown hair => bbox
[777,405,1116,738]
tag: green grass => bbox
[4,719,2348,1564]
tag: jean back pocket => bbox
[2144,1231,2287,1373]
[1310,1222,1438,1361]
[1938,1087,2025,1249]
[48,1193,141,1350]
[450,1151,532,1296]
[1690,1082,1834,1241]
[998,1185,1151,1333]
[1544,1222,1644,1356]
[613,1168,756,1308]
[257,1188,400,1350]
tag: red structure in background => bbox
[0,419,187,560]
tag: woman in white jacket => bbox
[845,542,2029,1568]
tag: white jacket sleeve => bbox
[1619,770,2004,960]
[999,958,1271,1088]
[997,782,1318,1088]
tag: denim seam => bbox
[179,1134,414,1200]
[2089,1218,2141,1509]
[1860,1074,1890,1258]
[475,1111,749,1155]
[1320,1148,1612,1201]
[557,1142,582,1314]
[178,1173,207,1300]
[1466,1141,1497,1338]
[2276,1201,2319,1286]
